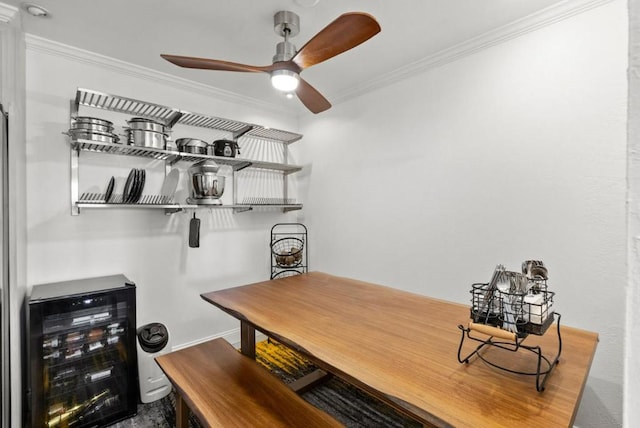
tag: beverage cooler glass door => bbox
[27,275,138,428]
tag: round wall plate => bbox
[274,11,300,38]
[294,0,320,7]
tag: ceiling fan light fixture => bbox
[271,69,299,92]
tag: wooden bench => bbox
[155,337,343,427]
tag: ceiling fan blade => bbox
[296,78,331,114]
[292,12,381,70]
[161,54,273,73]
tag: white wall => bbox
[23,38,301,357]
[626,0,640,426]
[299,1,627,427]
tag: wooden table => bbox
[201,272,598,427]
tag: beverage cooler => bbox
[26,275,138,428]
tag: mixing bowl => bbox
[188,160,225,199]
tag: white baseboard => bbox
[171,327,268,351]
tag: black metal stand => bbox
[457,313,562,392]
[270,223,308,279]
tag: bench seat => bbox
[155,337,342,427]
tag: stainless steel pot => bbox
[126,128,166,149]
[176,138,209,155]
[188,160,225,199]
[73,117,114,133]
[67,128,120,144]
[73,122,113,133]
[126,117,167,133]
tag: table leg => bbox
[175,393,189,428]
[288,369,333,394]
[240,320,256,359]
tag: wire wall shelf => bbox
[69,88,303,216]
[70,139,301,174]
[75,88,303,144]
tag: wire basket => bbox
[271,237,304,268]
[470,280,555,337]
[271,269,303,279]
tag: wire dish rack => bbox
[457,271,562,392]
[270,223,307,279]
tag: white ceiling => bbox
[7,0,568,113]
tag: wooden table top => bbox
[201,272,598,427]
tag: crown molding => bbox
[331,0,617,105]
[0,2,18,23]
[24,0,615,115]
[24,34,296,115]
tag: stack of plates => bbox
[121,169,146,203]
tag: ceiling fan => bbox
[161,11,381,114]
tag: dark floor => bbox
[107,394,177,428]
[108,340,420,428]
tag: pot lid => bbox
[74,116,114,126]
[127,117,165,125]
[189,159,219,174]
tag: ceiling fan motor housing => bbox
[273,41,297,62]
